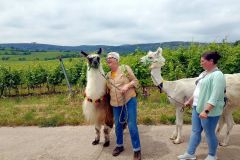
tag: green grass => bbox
[0,93,85,126]
[0,89,240,126]
[233,108,240,124]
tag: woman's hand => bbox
[121,81,134,94]
[121,84,130,93]
[200,104,213,119]
[184,100,191,107]
[199,111,208,119]
[184,96,193,107]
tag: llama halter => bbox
[83,92,108,104]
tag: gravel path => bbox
[0,125,239,160]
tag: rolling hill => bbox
[0,41,206,54]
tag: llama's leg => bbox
[103,124,112,147]
[170,107,179,140]
[170,125,177,140]
[220,109,235,146]
[173,106,184,144]
[92,123,101,145]
[216,114,225,139]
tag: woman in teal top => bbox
[178,51,226,160]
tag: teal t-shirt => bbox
[196,70,226,116]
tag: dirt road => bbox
[0,125,239,160]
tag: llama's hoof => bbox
[169,136,176,140]
[92,139,100,145]
[103,141,110,147]
[219,142,228,147]
[173,139,183,144]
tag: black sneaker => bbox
[133,150,141,160]
[112,146,124,156]
[103,141,110,147]
[92,139,99,145]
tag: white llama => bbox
[81,48,113,147]
[141,47,240,146]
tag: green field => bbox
[0,51,58,61]
[0,48,79,61]
[0,57,82,69]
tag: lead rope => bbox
[98,69,128,124]
[166,95,185,112]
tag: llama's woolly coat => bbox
[83,65,113,126]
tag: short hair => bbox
[107,52,120,62]
[201,51,221,64]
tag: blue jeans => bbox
[112,97,141,151]
[187,106,220,156]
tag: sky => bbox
[0,0,240,46]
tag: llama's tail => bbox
[104,95,114,128]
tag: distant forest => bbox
[0,41,209,54]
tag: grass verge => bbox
[0,89,240,126]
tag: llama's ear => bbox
[156,47,162,55]
[81,51,88,57]
[97,48,102,55]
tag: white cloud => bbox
[0,0,239,45]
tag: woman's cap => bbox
[107,52,120,62]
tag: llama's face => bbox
[81,48,102,69]
[140,47,165,67]
[87,54,101,69]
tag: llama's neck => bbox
[86,65,106,99]
[150,67,177,96]
[151,67,163,86]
